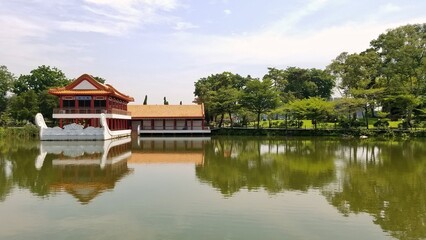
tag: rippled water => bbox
[0,137,425,240]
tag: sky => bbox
[0,0,425,104]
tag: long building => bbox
[128,104,210,135]
[35,74,209,140]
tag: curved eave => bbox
[131,116,204,119]
[48,90,134,102]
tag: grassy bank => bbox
[211,127,426,139]
[0,125,39,140]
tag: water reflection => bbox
[196,138,337,195]
[196,138,426,240]
[129,137,209,165]
[0,138,133,204]
[323,141,426,240]
[0,137,425,239]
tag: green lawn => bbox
[248,118,402,129]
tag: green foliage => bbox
[338,118,364,129]
[329,23,426,126]
[240,79,280,128]
[163,97,168,105]
[5,65,71,124]
[92,76,106,83]
[0,66,14,114]
[8,90,39,124]
[194,72,248,126]
[264,67,335,101]
[13,65,70,94]
[0,125,39,139]
[373,119,389,129]
[286,97,334,129]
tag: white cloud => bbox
[224,9,231,15]
[84,0,178,13]
[58,21,128,36]
[267,0,331,33]
[174,21,199,31]
[56,0,183,35]
[170,17,426,70]
[380,3,401,13]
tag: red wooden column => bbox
[90,96,95,126]
[75,98,78,124]
[163,119,165,130]
[59,96,63,128]
[191,120,193,130]
[174,119,176,130]
[106,97,110,113]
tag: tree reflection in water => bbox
[196,138,426,240]
[196,137,337,196]
[323,141,426,240]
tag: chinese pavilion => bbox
[48,74,134,130]
[35,74,134,140]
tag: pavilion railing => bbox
[53,108,131,116]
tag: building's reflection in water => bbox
[129,137,210,165]
[36,138,133,204]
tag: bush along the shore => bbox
[0,125,39,140]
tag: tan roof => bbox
[128,104,205,119]
[48,74,134,102]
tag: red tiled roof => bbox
[128,104,205,119]
[48,74,134,102]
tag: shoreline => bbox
[210,127,426,139]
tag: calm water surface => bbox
[0,137,425,240]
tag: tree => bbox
[287,97,334,129]
[333,97,366,121]
[329,24,426,124]
[143,95,148,105]
[12,65,70,94]
[240,79,280,128]
[194,72,248,127]
[0,66,14,114]
[10,65,70,123]
[370,24,426,123]
[8,90,39,123]
[92,76,106,84]
[263,67,289,102]
[328,50,385,128]
[163,97,169,105]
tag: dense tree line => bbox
[0,65,71,126]
[194,23,426,129]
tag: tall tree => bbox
[328,50,385,127]
[11,65,70,123]
[0,66,14,114]
[12,65,70,94]
[240,78,279,128]
[264,67,335,101]
[194,72,248,127]
[143,95,148,105]
[370,24,426,124]
[8,90,39,123]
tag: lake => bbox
[0,136,425,240]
